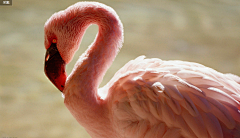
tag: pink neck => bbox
[62,3,123,137]
[66,3,123,94]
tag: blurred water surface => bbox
[0,0,240,137]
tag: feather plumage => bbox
[109,56,240,138]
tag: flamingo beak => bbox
[44,43,67,92]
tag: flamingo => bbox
[44,2,240,138]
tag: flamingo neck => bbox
[65,3,123,97]
[63,2,123,137]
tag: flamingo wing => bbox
[107,56,240,138]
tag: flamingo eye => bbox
[52,39,57,43]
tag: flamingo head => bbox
[44,38,67,92]
[43,9,82,92]
[44,2,122,92]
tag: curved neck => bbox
[63,3,123,137]
[65,3,123,95]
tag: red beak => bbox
[44,43,67,92]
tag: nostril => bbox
[46,54,50,61]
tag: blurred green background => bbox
[0,0,240,137]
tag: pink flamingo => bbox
[44,2,240,138]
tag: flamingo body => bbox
[44,2,240,138]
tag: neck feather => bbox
[64,2,123,96]
[62,2,123,137]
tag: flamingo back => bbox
[106,56,240,138]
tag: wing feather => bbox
[161,102,175,126]
[181,109,208,138]
[205,87,239,107]
[164,85,183,100]
[166,98,181,115]
[144,123,166,138]
[175,115,198,138]
[108,57,240,138]
[222,102,240,123]
[181,92,199,117]
[200,112,223,138]
[188,93,211,112]
[162,128,181,138]
[207,97,236,129]
[147,99,161,120]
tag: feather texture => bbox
[109,57,240,138]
